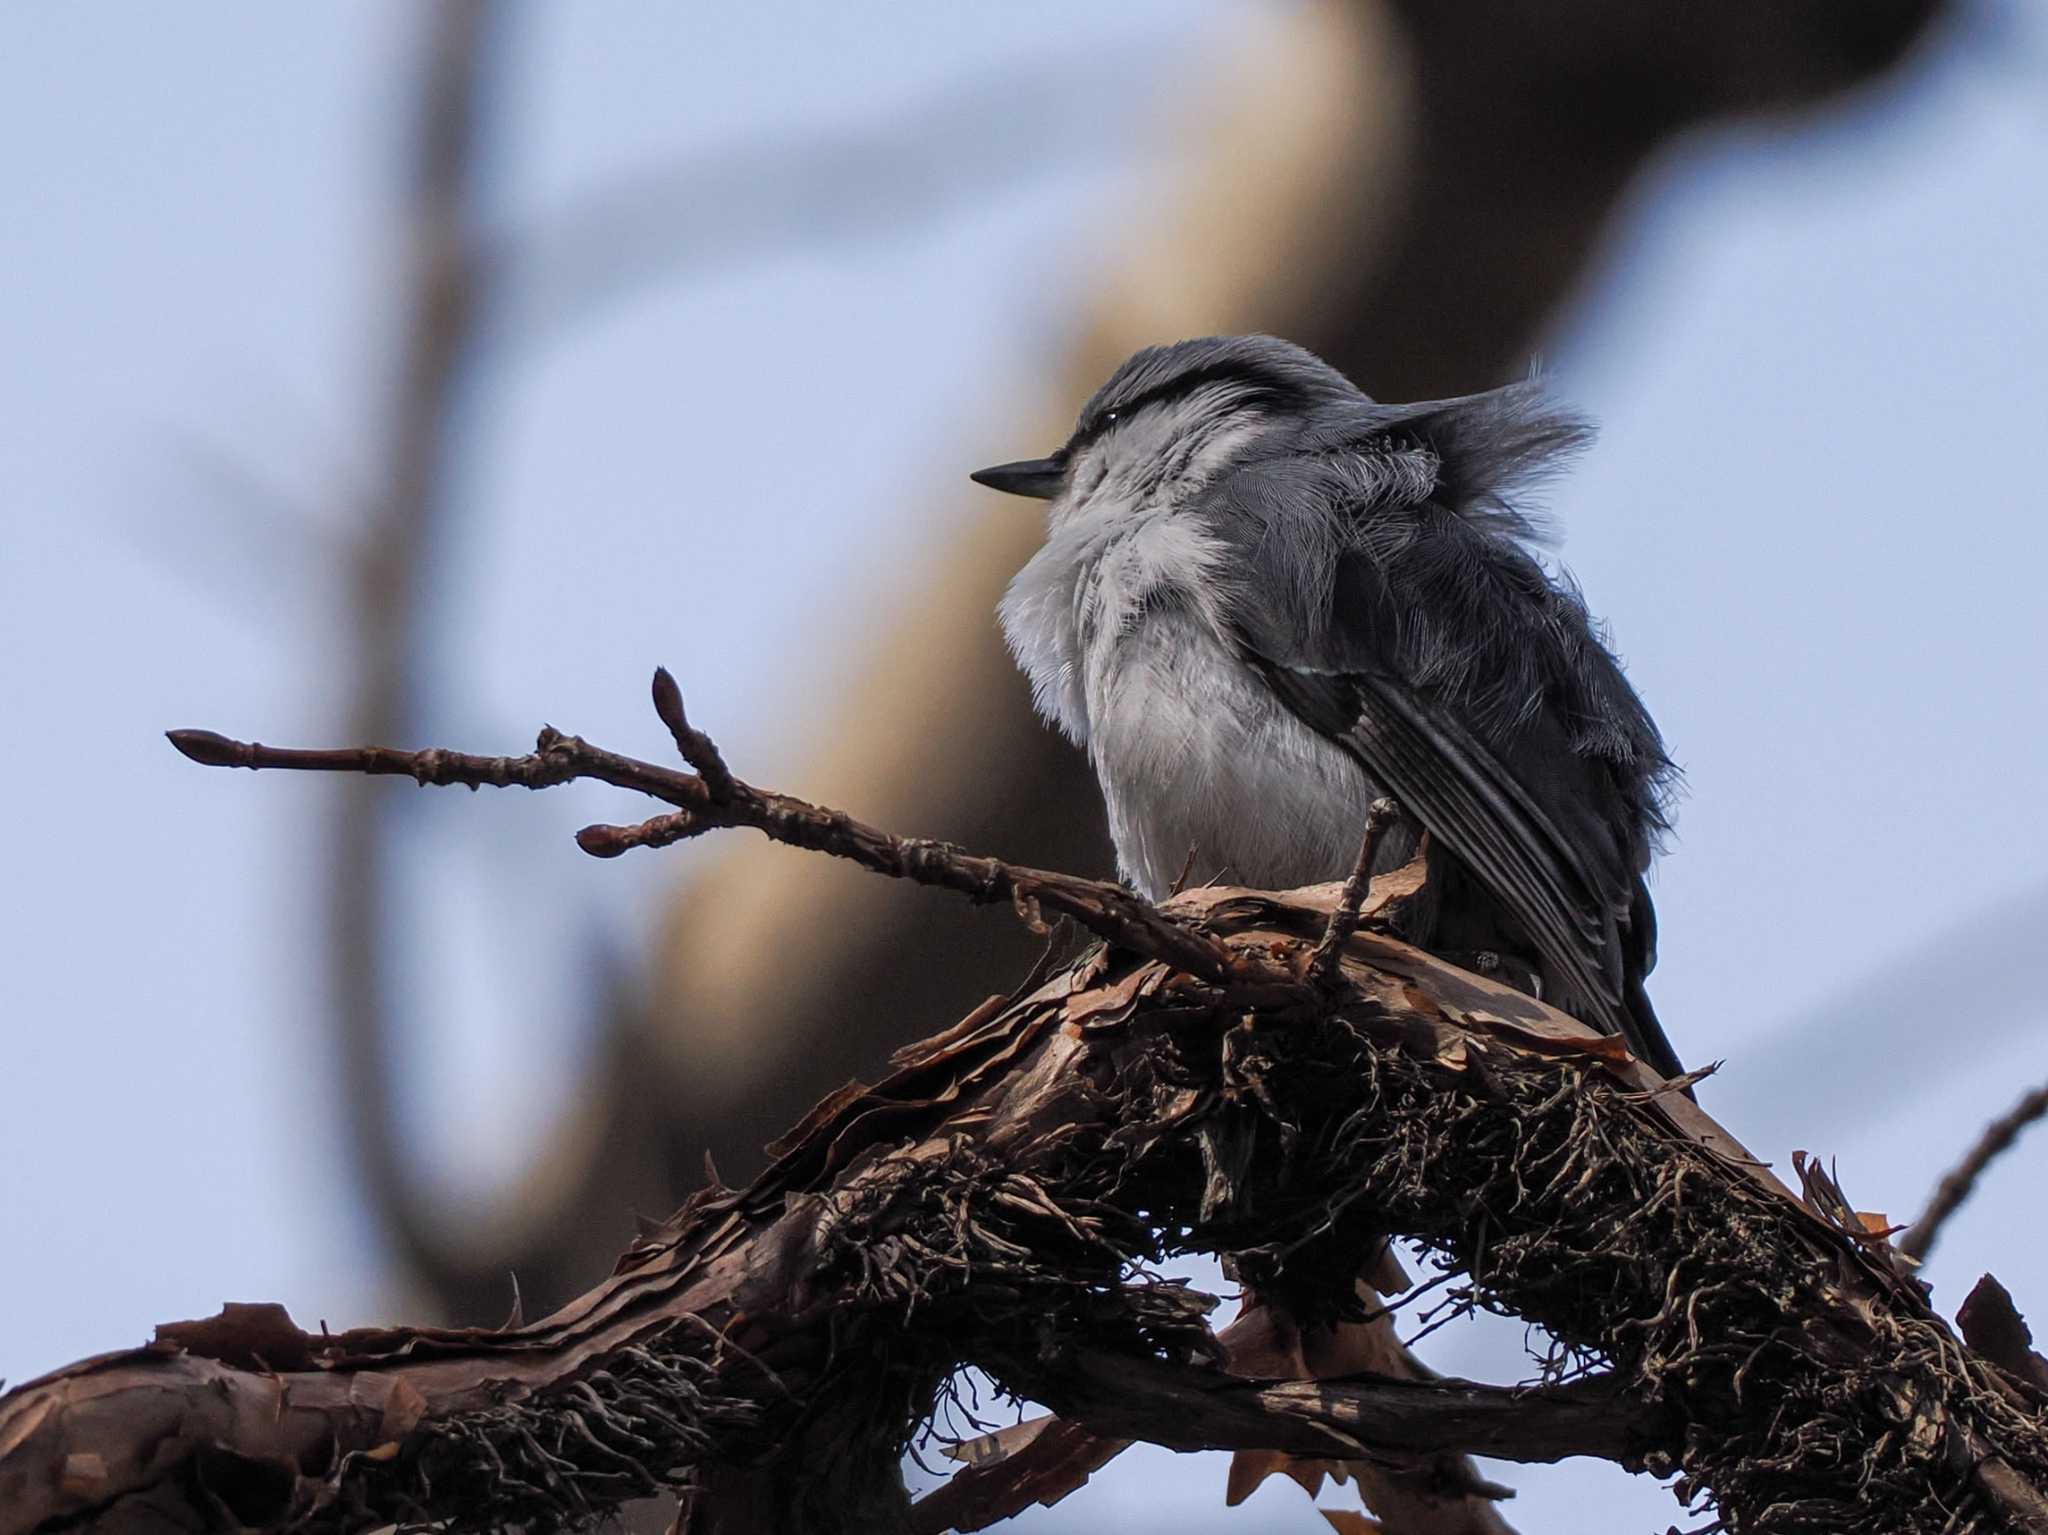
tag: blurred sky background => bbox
[4,3,2047,1531]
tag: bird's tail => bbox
[1618,875,1687,1086]
[1621,974,1686,1086]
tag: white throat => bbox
[998,409,1267,745]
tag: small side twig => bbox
[1898,1079,2048,1262]
[576,811,698,858]
[651,665,733,802]
[1307,796,1400,989]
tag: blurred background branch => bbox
[332,0,505,1314]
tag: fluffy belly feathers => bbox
[1082,609,1378,899]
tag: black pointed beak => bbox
[969,455,1065,500]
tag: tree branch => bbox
[324,0,507,1336]
[9,676,2043,1535]
[168,681,1276,996]
[1308,796,1401,989]
[1007,1349,1647,1466]
[1900,1079,2048,1263]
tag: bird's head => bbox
[971,335,1360,520]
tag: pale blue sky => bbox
[3,5,2045,1531]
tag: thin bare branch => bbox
[169,671,1279,996]
[1900,1080,2048,1262]
[1308,796,1401,989]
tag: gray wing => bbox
[1206,394,1683,1077]
[1253,658,1635,1022]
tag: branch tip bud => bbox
[167,729,241,767]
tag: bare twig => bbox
[1307,797,1401,989]
[169,672,1284,996]
[1899,1080,2048,1262]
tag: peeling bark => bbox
[8,698,2043,1533]
[6,874,2045,1533]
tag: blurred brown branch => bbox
[486,42,1180,355]
[329,0,505,1317]
[11,676,2046,1534]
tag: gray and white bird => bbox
[974,335,1684,1082]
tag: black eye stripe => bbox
[1071,369,1291,452]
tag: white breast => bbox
[1081,605,1375,897]
[1000,490,1376,899]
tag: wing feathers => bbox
[1350,677,1624,1006]
[1202,382,1682,1078]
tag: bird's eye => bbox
[1102,409,1120,427]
